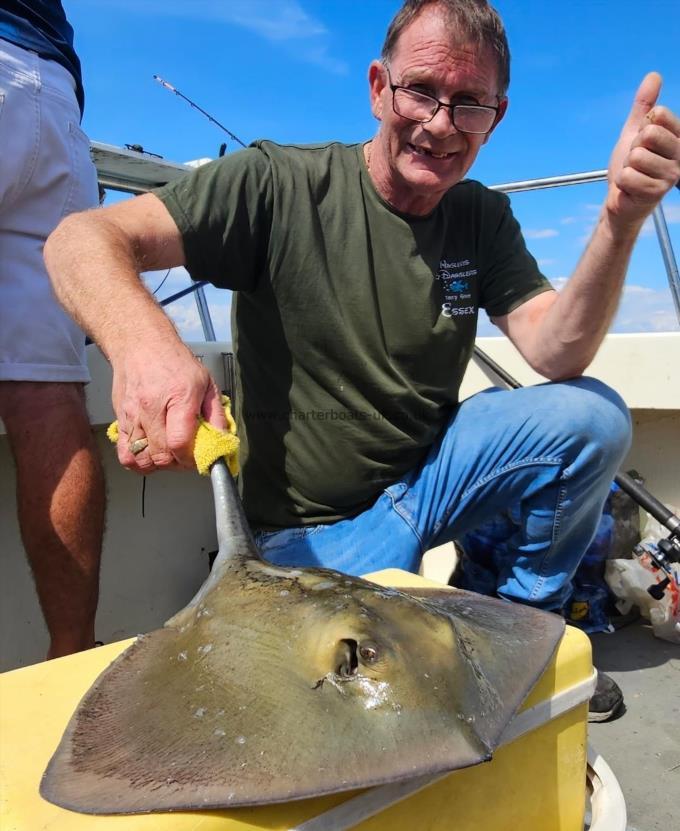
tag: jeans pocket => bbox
[254,524,325,553]
[384,480,408,503]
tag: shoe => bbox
[588,671,624,722]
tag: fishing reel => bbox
[641,530,680,600]
[618,471,680,599]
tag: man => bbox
[44,0,679,719]
[0,1,105,659]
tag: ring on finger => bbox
[129,437,149,455]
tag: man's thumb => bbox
[623,72,662,131]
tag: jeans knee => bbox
[561,377,632,471]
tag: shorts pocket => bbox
[60,120,98,218]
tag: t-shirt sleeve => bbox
[153,146,273,291]
[479,191,553,317]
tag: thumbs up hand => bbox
[606,72,679,228]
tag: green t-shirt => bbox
[156,141,551,528]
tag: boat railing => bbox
[91,144,680,336]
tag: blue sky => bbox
[67,0,680,339]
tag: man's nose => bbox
[426,105,457,138]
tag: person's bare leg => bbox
[0,380,105,659]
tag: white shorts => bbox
[0,38,98,383]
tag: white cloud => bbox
[523,228,559,240]
[143,265,190,292]
[221,0,327,41]
[578,222,598,245]
[640,216,656,236]
[641,202,680,236]
[560,217,577,225]
[578,201,679,237]
[550,279,678,333]
[99,0,347,74]
[165,299,203,340]
[478,280,678,336]
[140,268,233,341]
[613,284,679,333]
[163,292,233,342]
[537,258,556,267]
[106,0,323,38]
[664,204,680,224]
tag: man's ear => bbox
[368,60,388,121]
[483,96,508,144]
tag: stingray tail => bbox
[167,459,260,628]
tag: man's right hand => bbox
[45,192,229,475]
[112,342,228,473]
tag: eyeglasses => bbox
[387,69,499,135]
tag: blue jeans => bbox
[254,378,631,611]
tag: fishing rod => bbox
[153,75,247,149]
[472,345,680,592]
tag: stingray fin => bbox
[400,586,566,749]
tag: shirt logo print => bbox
[436,258,478,318]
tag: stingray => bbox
[41,459,564,815]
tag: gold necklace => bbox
[365,140,372,173]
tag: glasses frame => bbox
[386,68,500,135]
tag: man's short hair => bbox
[381,0,510,96]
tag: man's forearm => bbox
[45,200,226,472]
[44,210,181,362]
[529,211,641,378]
[500,73,678,381]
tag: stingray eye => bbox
[359,642,380,663]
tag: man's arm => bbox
[492,73,680,381]
[44,192,227,472]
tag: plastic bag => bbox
[565,512,616,633]
[564,480,641,634]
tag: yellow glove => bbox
[107,395,239,476]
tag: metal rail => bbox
[652,203,680,321]
[194,284,217,341]
[91,146,680,330]
[489,169,679,324]
[489,169,608,193]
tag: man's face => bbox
[368,7,507,215]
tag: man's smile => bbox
[408,143,456,160]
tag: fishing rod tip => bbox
[153,74,175,91]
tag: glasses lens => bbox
[453,105,496,134]
[393,88,437,122]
